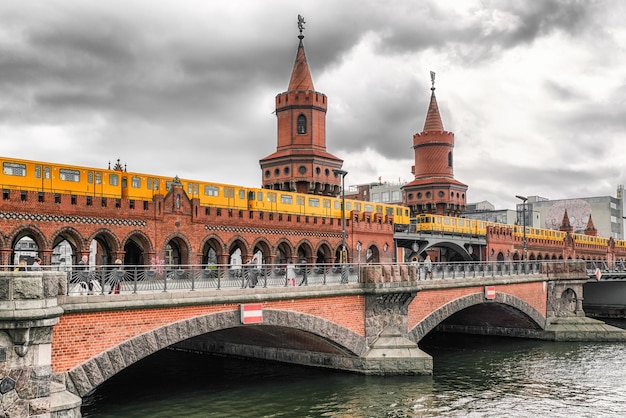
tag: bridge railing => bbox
[3,260,585,295]
[55,262,361,295]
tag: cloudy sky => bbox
[1,0,624,210]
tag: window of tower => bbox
[417,192,422,199]
[298,166,307,174]
[426,192,431,198]
[315,167,321,175]
[324,168,329,176]
[439,191,444,198]
[297,114,307,134]
[274,168,280,176]
[284,167,290,174]
[265,170,270,178]
[448,151,453,167]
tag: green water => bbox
[83,330,626,417]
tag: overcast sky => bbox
[1,0,624,210]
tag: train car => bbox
[1,155,121,198]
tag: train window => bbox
[376,205,382,214]
[95,172,101,184]
[257,191,263,201]
[444,218,450,225]
[268,192,276,202]
[296,196,304,206]
[281,194,293,204]
[3,162,26,176]
[187,183,192,194]
[239,189,245,199]
[355,202,361,211]
[132,177,141,188]
[147,178,153,190]
[308,197,320,207]
[364,204,373,212]
[88,172,93,184]
[346,202,352,211]
[60,169,80,182]
[35,166,41,179]
[153,179,159,190]
[224,187,234,198]
[204,185,218,196]
[166,181,173,191]
[44,167,50,179]
[386,207,393,215]
[109,173,119,186]
[334,201,340,210]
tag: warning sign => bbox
[484,286,496,300]
[240,303,263,324]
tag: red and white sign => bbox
[595,268,602,280]
[485,286,496,300]
[240,303,263,324]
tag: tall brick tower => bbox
[260,16,344,196]
[402,72,467,216]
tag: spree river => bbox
[83,321,626,418]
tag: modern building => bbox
[518,188,625,239]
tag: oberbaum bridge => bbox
[2,21,626,418]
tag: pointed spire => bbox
[288,15,315,91]
[585,215,598,236]
[559,209,573,233]
[423,71,444,132]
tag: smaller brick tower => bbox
[259,16,344,196]
[402,72,467,216]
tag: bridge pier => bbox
[0,271,80,417]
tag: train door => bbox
[297,195,306,215]
[36,165,53,192]
[224,186,235,208]
[267,191,277,212]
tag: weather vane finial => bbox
[430,71,436,90]
[297,14,306,37]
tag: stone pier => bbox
[0,271,80,417]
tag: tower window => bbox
[448,151,453,167]
[297,114,307,134]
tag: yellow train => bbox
[0,155,411,226]
[413,214,626,249]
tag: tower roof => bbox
[287,35,315,91]
[423,89,444,132]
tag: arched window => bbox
[448,151,453,167]
[297,114,307,134]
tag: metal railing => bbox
[3,260,587,295]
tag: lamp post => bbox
[515,195,528,261]
[333,168,348,283]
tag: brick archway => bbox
[409,292,546,342]
[64,309,365,397]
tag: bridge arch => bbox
[65,309,365,397]
[409,292,546,342]
[51,226,89,261]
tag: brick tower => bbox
[402,72,467,216]
[259,16,344,196]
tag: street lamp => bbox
[333,168,348,282]
[515,195,528,261]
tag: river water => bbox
[82,321,626,417]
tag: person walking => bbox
[424,255,433,279]
[109,259,123,294]
[31,257,42,271]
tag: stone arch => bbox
[294,239,314,262]
[314,241,333,264]
[250,238,271,264]
[408,292,546,342]
[87,228,121,266]
[122,230,154,266]
[6,224,49,266]
[200,235,224,265]
[50,227,89,263]
[162,233,193,265]
[275,240,294,264]
[65,309,366,397]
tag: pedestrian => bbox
[424,255,433,279]
[77,255,93,294]
[298,258,308,286]
[286,262,296,286]
[31,257,42,271]
[14,260,27,271]
[109,259,123,294]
